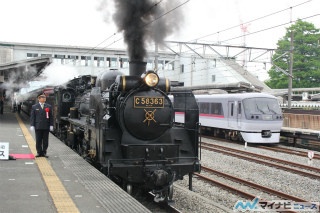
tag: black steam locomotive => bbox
[22,62,201,202]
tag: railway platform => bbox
[0,106,151,213]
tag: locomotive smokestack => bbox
[129,61,147,76]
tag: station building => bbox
[0,41,272,97]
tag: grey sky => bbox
[0,0,318,49]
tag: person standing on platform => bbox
[30,93,53,157]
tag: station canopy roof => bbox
[0,57,52,90]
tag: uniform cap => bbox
[37,93,46,98]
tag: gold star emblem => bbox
[143,109,157,126]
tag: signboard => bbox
[0,142,9,160]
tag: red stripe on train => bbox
[175,112,224,118]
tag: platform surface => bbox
[0,107,150,213]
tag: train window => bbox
[238,103,241,114]
[231,103,234,116]
[210,103,223,115]
[199,102,210,114]
[243,98,281,118]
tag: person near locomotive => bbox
[30,93,53,157]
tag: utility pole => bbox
[288,6,293,109]
[240,23,249,69]
[288,30,294,109]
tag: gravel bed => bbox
[172,139,320,212]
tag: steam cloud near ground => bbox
[41,63,80,86]
[17,63,80,100]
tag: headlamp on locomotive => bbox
[143,71,159,87]
[114,70,169,93]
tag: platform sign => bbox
[0,142,9,160]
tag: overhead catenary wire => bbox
[220,13,320,44]
[164,0,315,55]
[188,0,312,43]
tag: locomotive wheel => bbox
[126,184,133,195]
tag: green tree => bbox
[265,20,320,89]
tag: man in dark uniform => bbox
[30,93,53,157]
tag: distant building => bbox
[0,41,272,94]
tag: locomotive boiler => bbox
[53,62,201,202]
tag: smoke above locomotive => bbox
[111,0,183,75]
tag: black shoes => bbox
[35,153,48,158]
[9,155,16,160]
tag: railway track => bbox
[201,142,320,179]
[202,135,320,159]
[198,166,308,202]
[256,145,320,160]
[194,166,319,212]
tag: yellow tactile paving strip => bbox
[16,114,80,213]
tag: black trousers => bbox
[35,129,49,155]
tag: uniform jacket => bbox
[30,103,53,130]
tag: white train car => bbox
[174,93,283,143]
